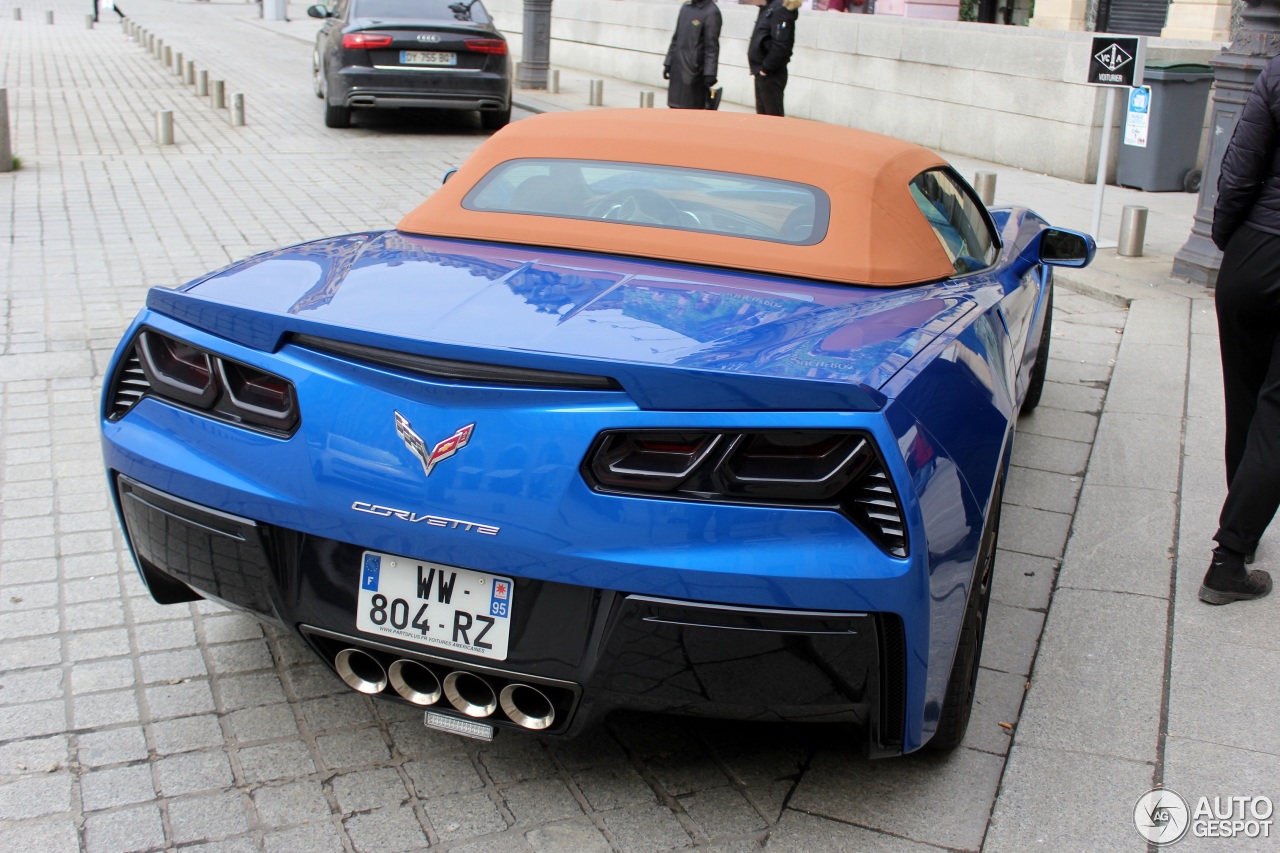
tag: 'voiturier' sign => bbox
[1087,36,1146,88]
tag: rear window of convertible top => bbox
[462,158,831,246]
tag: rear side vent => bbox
[108,343,151,420]
[847,461,907,557]
[877,613,907,749]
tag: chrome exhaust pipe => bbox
[442,671,497,717]
[499,683,556,730]
[334,648,387,695]
[388,659,442,706]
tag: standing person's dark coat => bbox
[748,0,799,116]
[1199,52,1280,605]
[664,0,722,110]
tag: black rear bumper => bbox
[115,474,906,754]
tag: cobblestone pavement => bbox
[0,3,1128,850]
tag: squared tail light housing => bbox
[109,329,299,437]
[583,428,907,556]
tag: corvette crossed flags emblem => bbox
[395,411,475,478]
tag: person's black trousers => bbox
[753,70,787,117]
[1215,224,1280,554]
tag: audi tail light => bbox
[343,32,394,49]
[114,330,299,436]
[464,38,507,55]
[584,429,907,556]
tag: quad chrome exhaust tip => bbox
[500,683,556,730]
[334,648,387,695]
[443,671,498,718]
[388,659,442,706]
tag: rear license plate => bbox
[356,551,512,660]
[400,50,456,66]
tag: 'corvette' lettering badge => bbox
[351,501,500,535]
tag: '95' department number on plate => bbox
[356,552,512,660]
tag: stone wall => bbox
[485,0,1221,182]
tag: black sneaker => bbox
[1199,548,1272,605]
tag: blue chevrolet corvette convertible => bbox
[101,110,1093,754]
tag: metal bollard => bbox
[184,60,195,85]
[174,51,183,75]
[588,79,603,107]
[13,8,20,20]
[639,91,654,109]
[85,14,94,27]
[44,9,53,23]
[1117,205,1148,257]
[164,46,172,67]
[230,92,245,126]
[550,69,560,94]
[211,79,225,109]
[156,110,174,145]
[0,89,12,174]
[974,171,997,206]
[196,69,208,97]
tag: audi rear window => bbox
[353,0,491,22]
[462,159,831,245]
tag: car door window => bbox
[909,169,997,276]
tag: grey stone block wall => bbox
[487,0,1218,182]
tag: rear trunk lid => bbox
[148,231,975,411]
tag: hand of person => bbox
[704,75,717,89]
[663,67,670,80]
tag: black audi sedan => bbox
[309,0,512,130]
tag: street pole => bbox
[517,0,552,90]
[1172,0,1280,286]
[1091,86,1118,242]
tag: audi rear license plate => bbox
[401,50,456,66]
[356,551,512,660]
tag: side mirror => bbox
[1038,227,1095,268]
[306,4,330,18]
[442,168,458,185]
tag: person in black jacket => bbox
[748,0,800,116]
[664,0,722,110]
[1202,54,1280,605]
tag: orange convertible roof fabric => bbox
[397,110,955,287]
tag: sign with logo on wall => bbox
[1124,85,1151,147]
[1088,36,1146,88]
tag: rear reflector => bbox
[425,711,493,741]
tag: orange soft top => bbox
[397,109,955,287]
